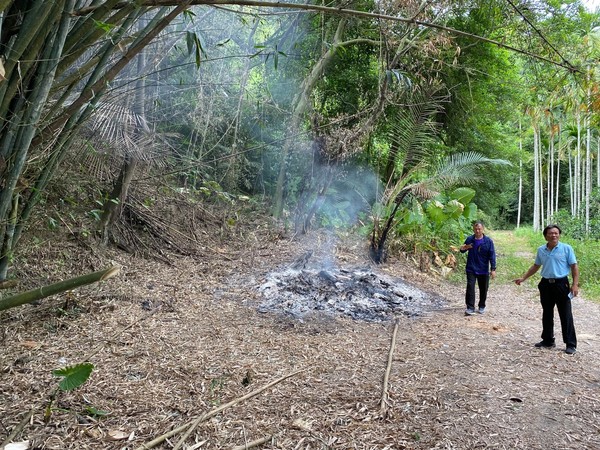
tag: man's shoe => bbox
[534,340,556,348]
[465,308,475,316]
[477,307,485,314]
[565,346,576,355]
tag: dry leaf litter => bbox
[1,226,600,450]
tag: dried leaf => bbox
[4,441,30,450]
[107,430,129,440]
[292,418,313,431]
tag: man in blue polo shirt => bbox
[460,221,497,316]
[514,224,579,355]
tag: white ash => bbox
[257,264,446,322]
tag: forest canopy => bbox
[0,0,598,280]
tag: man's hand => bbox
[571,285,579,298]
[491,270,496,280]
[460,243,473,251]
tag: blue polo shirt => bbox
[534,241,577,278]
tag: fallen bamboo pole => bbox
[0,409,33,448]
[0,266,120,311]
[380,320,399,417]
[230,434,274,450]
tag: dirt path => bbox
[1,230,600,449]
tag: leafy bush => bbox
[385,187,478,258]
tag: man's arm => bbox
[514,264,541,285]
[489,239,497,279]
[570,263,579,297]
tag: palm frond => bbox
[386,82,448,176]
[82,102,176,164]
[384,151,511,205]
[434,152,511,186]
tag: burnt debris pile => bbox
[257,252,445,322]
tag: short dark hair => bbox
[543,224,561,236]
[472,220,484,227]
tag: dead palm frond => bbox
[78,101,177,169]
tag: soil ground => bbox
[1,228,600,450]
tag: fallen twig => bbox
[380,320,399,418]
[0,409,33,448]
[230,434,274,450]
[135,369,306,450]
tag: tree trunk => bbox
[100,156,139,243]
[369,201,402,264]
[272,17,348,219]
[0,193,18,280]
[517,159,522,228]
[99,32,148,242]
[517,122,522,228]
[533,124,540,231]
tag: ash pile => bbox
[257,251,446,322]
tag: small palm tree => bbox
[81,100,174,242]
[369,81,511,262]
[370,151,511,262]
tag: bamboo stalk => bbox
[0,266,120,311]
[0,409,33,448]
[380,320,399,417]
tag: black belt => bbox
[542,277,568,284]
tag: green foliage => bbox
[384,188,478,257]
[53,362,94,392]
[510,227,600,302]
[196,181,235,203]
[85,406,109,418]
[185,31,207,68]
[92,19,116,33]
[313,41,379,118]
[552,189,600,240]
[48,217,59,230]
[438,2,526,220]
[88,209,102,221]
[45,362,99,423]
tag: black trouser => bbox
[465,272,489,310]
[538,278,577,348]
